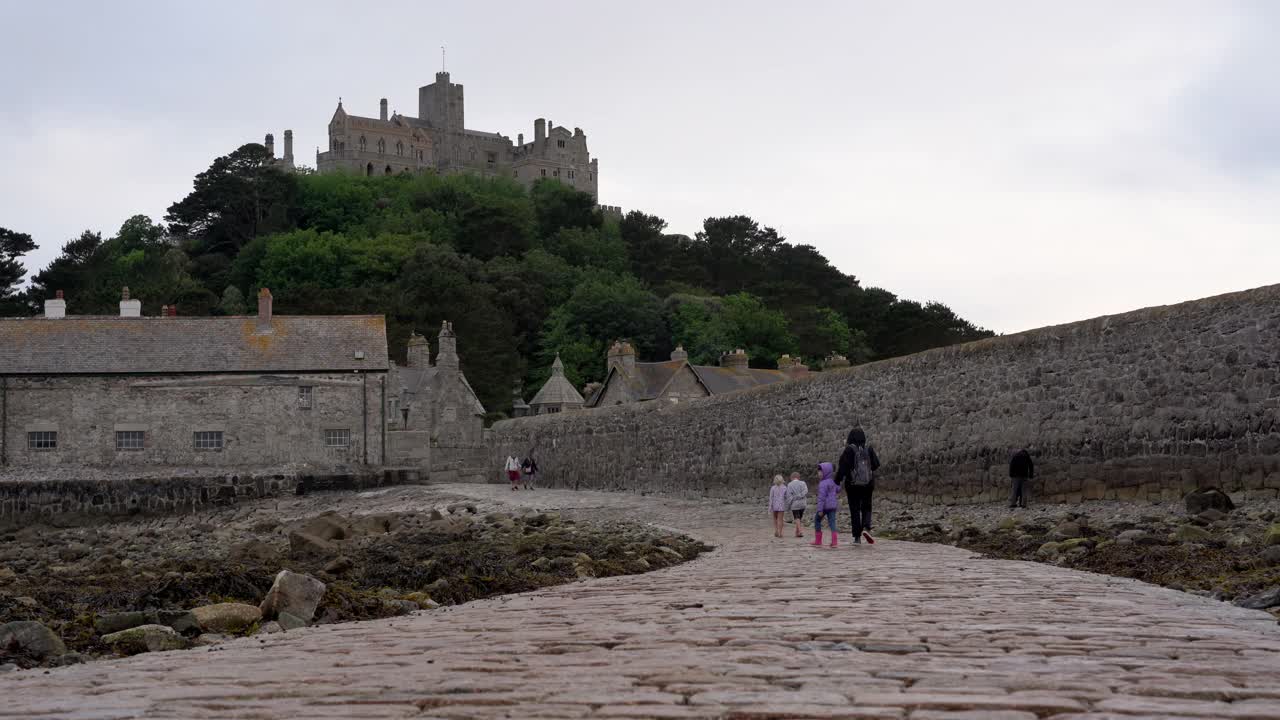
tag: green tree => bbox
[165,143,298,263]
[218,285,246,315]
[666,292,797,367]
[254,230,417,291]
[534,274,667,386]
[530,178,600,238]
[0,226,37,315]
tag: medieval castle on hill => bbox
[264,71,603,200]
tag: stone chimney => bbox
[670,345,688,362]
[264,133,275,158]
[283,129,294,165]
[607,340,636,375]
[380,98,388,121]
[406,332,431,368]
[823,352,851,370]
[436,320,458,369]
[535,118,546,143]
[44,290,66,319]
[119,286,141,317]
[778,354,809,379]
[719,348,749,370]
[256,288,273,333]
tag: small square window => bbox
[324,429,352,448]
[299,386,313,409]
[115,430,144,451]
[194,431,224,450]
[557,140,566,148]
[28,431,57,450]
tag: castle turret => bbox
[535,118,546,143]
[436,321,459,369]
[264,133,275,158]
[380,98,388,121]
[283,130,294,166]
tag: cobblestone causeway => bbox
[5,485,1280,719]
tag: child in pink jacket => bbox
[810,462,839,548]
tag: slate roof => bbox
[0,316,390,375]
[586,359,788,406]
[530,356,585,406]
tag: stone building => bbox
[0,289,484,480]
[527,355,585,415]
[308,71,600,197]
[384,322,487,481]
[585,342,799,407]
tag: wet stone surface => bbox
[3,484,1280,719]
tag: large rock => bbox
[1185,488,1234,515]
[152,610,200,635]
[1266,524,1280,547]
[1174,525,1213,543]
[191,603,262,634]
[1236,586,1280,610]
[288,531,337,559]
[259,570,326,622]
[0,621,66,661]
[229,539,279,563]
[1261,546,1280,567]
[95,611,149,635]
[101,624,186,655]
[296,513,351,541]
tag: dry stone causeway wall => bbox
[491,284,1280,505]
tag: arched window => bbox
[366,162,373,176]
[359,136,367,152]
[377,138,386,154]
[384,165,393,175]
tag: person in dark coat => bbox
[1009,449,1034,508]
[836,427,881,544]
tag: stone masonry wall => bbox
[0,373,386,469]
[490,285,1280,505]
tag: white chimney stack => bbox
[44,290,66,319]
[119,286,141,317]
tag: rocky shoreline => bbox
[874,488,1280,618]
[0,487,710,670]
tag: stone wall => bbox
[0,373,385,469]
[491,285,1280,505]
[0,468,419,530]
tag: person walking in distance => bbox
[837,428,880,544]
[505,455,521,491]
[1009,448,1034,508]
[521,452,539,491]
[785,471,808,538]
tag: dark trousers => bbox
[846,484,873,537]
[1010,476,1029,507]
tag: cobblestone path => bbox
[5,485,1280,719]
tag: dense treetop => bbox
[6,143,991,418]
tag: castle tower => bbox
[283,130,294,167]
[380,98,388,121]
[264,133,275,158]
[418,72,464,131]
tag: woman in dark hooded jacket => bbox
[836,428,880,544]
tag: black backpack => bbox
[849,445,872,487]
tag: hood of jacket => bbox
[847,428,866,447]
[818,462,834,481]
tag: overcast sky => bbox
[1,1,1276,333]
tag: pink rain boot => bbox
[829,531,838,548]
[811,530,823,547]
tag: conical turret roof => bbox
[530,354,585,406]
